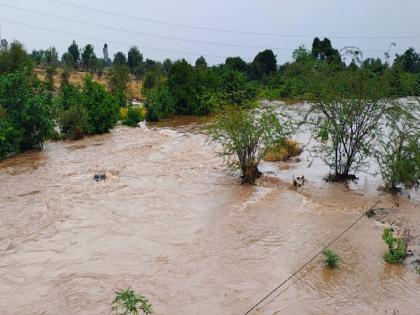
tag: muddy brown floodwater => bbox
[0,115,419,315]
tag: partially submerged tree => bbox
[308,70,396,181]
[374,101,419,190]
[208,107,291,184]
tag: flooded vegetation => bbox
[1,15,420,313]
[1,104,419,314]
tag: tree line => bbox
[0,37,419,163]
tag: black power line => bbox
[241,201,380,315]
[0,3,293,51]
[44,0,420,40]
[0,19,232,60]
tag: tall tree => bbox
[81,44,96,72]
[250,49,277,80]
[127,46,143,73]
[311,37,341,65]
[67,40,80,69]
[113,52,127,66]
[225,56,249,73]
[394,47,420,73]
[195,56,207,68]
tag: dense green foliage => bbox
[112,288,152,315]
[383,228,407,264]
[323,249,341,268]
[144,86,174,121]
[122,106,144,127]
[54,77,119,139]
[0,70,52,158]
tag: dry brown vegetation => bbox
[264,139,302,162]
[34,67,143,100]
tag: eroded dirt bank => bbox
[0,121,419,315]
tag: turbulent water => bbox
[0,110,419,314]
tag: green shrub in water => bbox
[323,249,341,268]
[122,106,144,127]
[112,288,152,315]
[383,228,407,264]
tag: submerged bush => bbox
[383,228,407,264]
[122,106,145,127]
[323,249,341,268]
[374,105,419,191]
[58,103,89,140]
[263,139,302,162]
[112,288,152,315]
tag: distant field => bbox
[34,67,144,101]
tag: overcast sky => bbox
[0,0,419,65]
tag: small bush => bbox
[323,249,341,268]
[59,103,89,140]
[383,228,407,264]
[112,288,152,315]
[119,107,128,121]
[122,106,145,127]
[264,139,302,162]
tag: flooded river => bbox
[0,112,419,314]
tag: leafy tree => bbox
[311,37,341,65]
[30,49,45,65]
[292,45,313,63]
[167,59,198,114]
[208,107,291,184]
[141,69,165,95]
[195,56,207,68]
[67,40,80,69]
[81,44,96,72]
[127,46,144,73]
[43,47,59,92]
[113,52,127,66]
[108,63,130,106]
[221,70,257,107]
[144,85,175,121]
[0,114,22,159]
[58,103,90,140]
[374,105,419,190]
[82,76,119,134]
[394,47,420,73]
[250,49,277,80]
[362,58,387,75]
[225,56,249,73]
[61,52,74,70]
[0,41,32,74]
[0,39,8,51]
[161,58,173,74]
[0,71,52,153]
[308,70,395,181]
